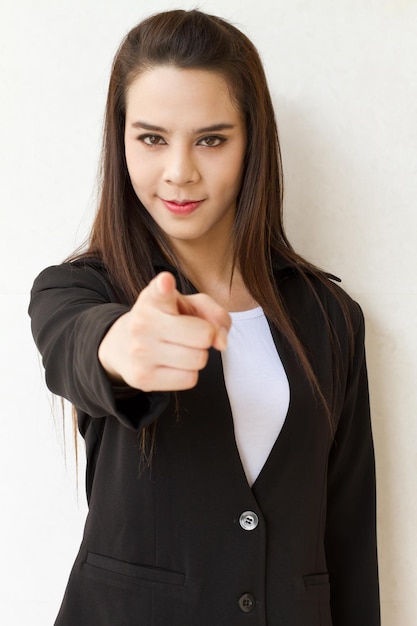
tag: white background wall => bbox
[1,0,416,624]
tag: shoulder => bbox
[30,257,119,303]
[274,260,364,337]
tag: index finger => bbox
[177,292,231,350]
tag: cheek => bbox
[125,152,150,192]
[213,147,243,184]
[223,154,245,194]
[124,144,136,180]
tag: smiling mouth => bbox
[162,199,204,215]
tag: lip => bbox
[161,199,204,215]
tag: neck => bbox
[171,242,257,312]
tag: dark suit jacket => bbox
[29,258,380,626]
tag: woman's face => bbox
[124,66,246,257]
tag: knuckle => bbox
[129,314,149,336]
[184,370,199,389]
[201,325,215,348]
[132,363,153,391]
[196,349,209,370]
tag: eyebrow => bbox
[130,121,236,134]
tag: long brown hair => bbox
[75,10,352,456]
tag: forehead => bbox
[125,66,242,126]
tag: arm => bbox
[325,306,380,625]
[28,261,169,431]
[29,262,230,431]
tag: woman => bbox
[29,9,380,625]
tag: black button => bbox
[238,593,256,613]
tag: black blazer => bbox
[29,258,380,626]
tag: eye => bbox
[198,135,226,148]
[138,134,166,146]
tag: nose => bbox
[163,144,200,186]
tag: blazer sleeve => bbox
[325,305,380,625]
[28,262,169,431]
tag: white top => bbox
[221,307,290,486]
